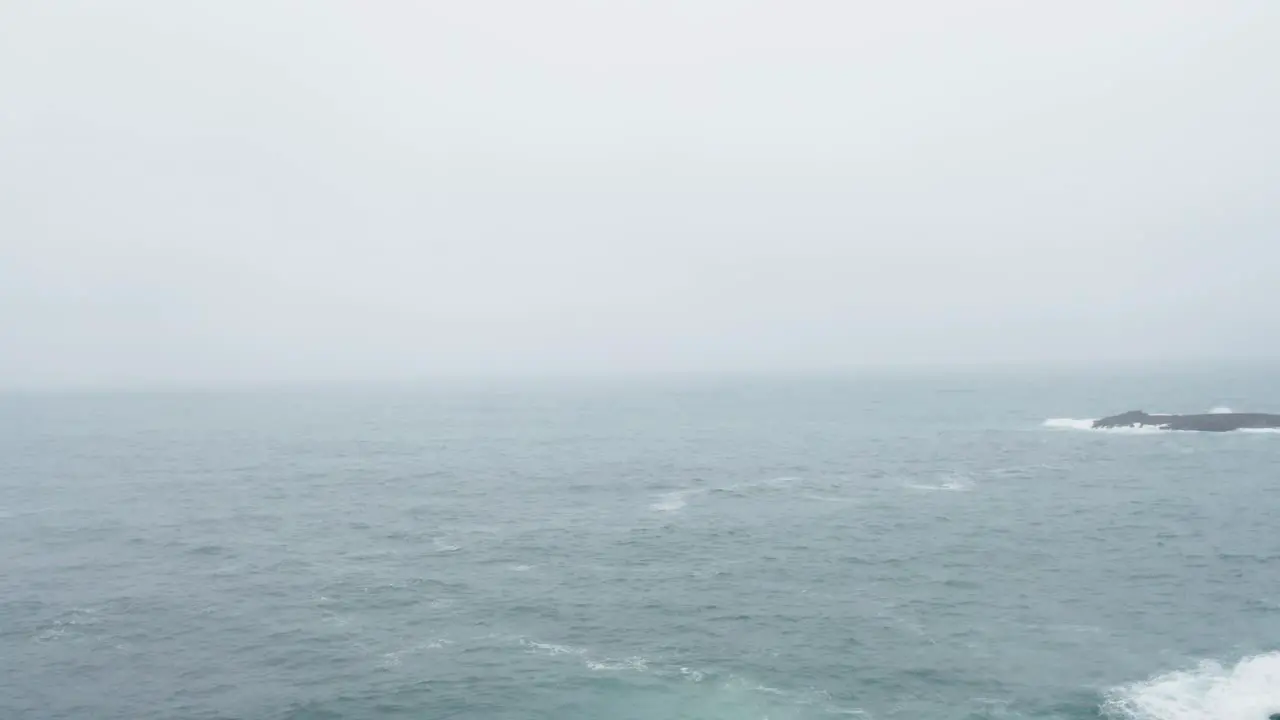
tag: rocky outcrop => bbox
[1093,410,1280,432]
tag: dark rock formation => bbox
[1093,410,1280,432]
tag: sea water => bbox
[2,368,1279,719]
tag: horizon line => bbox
[2,357,1276,395]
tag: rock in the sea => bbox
[1092,410,1280,432]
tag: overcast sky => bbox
[1,1,1277,388]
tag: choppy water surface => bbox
[2,370,1279,719]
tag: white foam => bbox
[1045,416,1279,435]
[680,667,706,682]
[752,476,802,489]
[800,493,858,504]
[1103,652,1280,720]
[432,538,461,552]
[906,474,973,492]
[650,476,812,512]
[1042,418,1168,434]
[650,492,686,512]
[904,482,971,492]
[1210,407,1235,414]
[511,564,534,572]
[1043,417,1099,430]
[378,639,454,668]
[586,656,649,672]
[650,489,701,512]
[520,639,587,656]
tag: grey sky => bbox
[2,1,1277,388]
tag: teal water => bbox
[3,370,1280,719]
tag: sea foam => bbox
[1044,416,1279,435]
[905,474,973,492]
[1042,418,1166,434]
[1103,652,1280,720]
[650,489,701,512]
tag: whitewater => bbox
[1044,405,1280,434]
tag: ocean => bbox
[2,368,1279,719]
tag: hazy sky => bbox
[2,1,1277,388]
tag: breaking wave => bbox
[520,639,587,657]
[1102,651,1280,720]
[650,489,702,513]
[649,477,806,513]
[1042,418,1165,434]
[1044,414,1279,434]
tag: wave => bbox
[520,639,588,656]
[1043,417,1099,430]
[1210,406,1235,414]
[799,493,859,504]
[378,639,454,668]
[649,477,803,513]
[1103,651,1280,720]
[586,656,650,672]
[512,635,866,717]
[432,538,461,552]
[905,474,973,492]
[1042,418,1168,435]
[1044,417,1279,435]
[650,489,702,512]
[680,667,706,682]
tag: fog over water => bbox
[2,2,1277,388]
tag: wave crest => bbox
[1103,652,1280,720]
[1042,418,1166,434]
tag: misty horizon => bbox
[3,2,1277,390]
